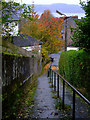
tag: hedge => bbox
[59,50,90,99]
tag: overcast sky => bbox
[14,0,87,5]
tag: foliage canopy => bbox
[71,0,90,51]
[2,1,32,36]
[21,9,64,54]
[59,49,90,99]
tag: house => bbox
[12,34,43,53]
[2,3,43,53]
[2,9,20,36]
[7,13,19,36]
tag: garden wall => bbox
[2,40,42,118]
[2,53,42,99]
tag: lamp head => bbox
[56,10,65,16]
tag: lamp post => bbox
[56,10,68,51]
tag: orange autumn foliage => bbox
[21,9,64,54]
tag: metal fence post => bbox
[54,72,56,91]
[57,75,59,98]
[47,69,49,77]
[62,80,65,109]
[52,70,53,87]
[73,90,75,120]
[50,68,51,82]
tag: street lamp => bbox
[56,10,68,51]
[56,10,66,16]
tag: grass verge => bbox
[17,78,37,119]
[2,77,37,119]
[55,99,72,119]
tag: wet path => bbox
[31,73,60,119]
[58,81,90,119]
[30,52,90,119]
[31,72,90,119]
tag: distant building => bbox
[61,16,79,46]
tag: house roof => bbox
[2,6,20,21]
[13,34,43,47]
[8,12,20,21]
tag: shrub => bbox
[59,50,90,99]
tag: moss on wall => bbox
[2,40,33,57]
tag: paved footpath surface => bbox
[31,67,90,119]
[31,73,61,119]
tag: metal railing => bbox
[47,68,90,120]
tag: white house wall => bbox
[2,21,19,36]
[9,22,19,36]
[67,47,79,51]
[22,46,33,51]
[22,45,42,53]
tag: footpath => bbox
[30,68,90,119]
[31,53,89,119]
[31,72,89,119]
[31,73,61,119]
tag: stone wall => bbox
[2,53,42,101]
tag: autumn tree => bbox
[21,9,64,54]
[38,10,64,53]
[20,2,40,38]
